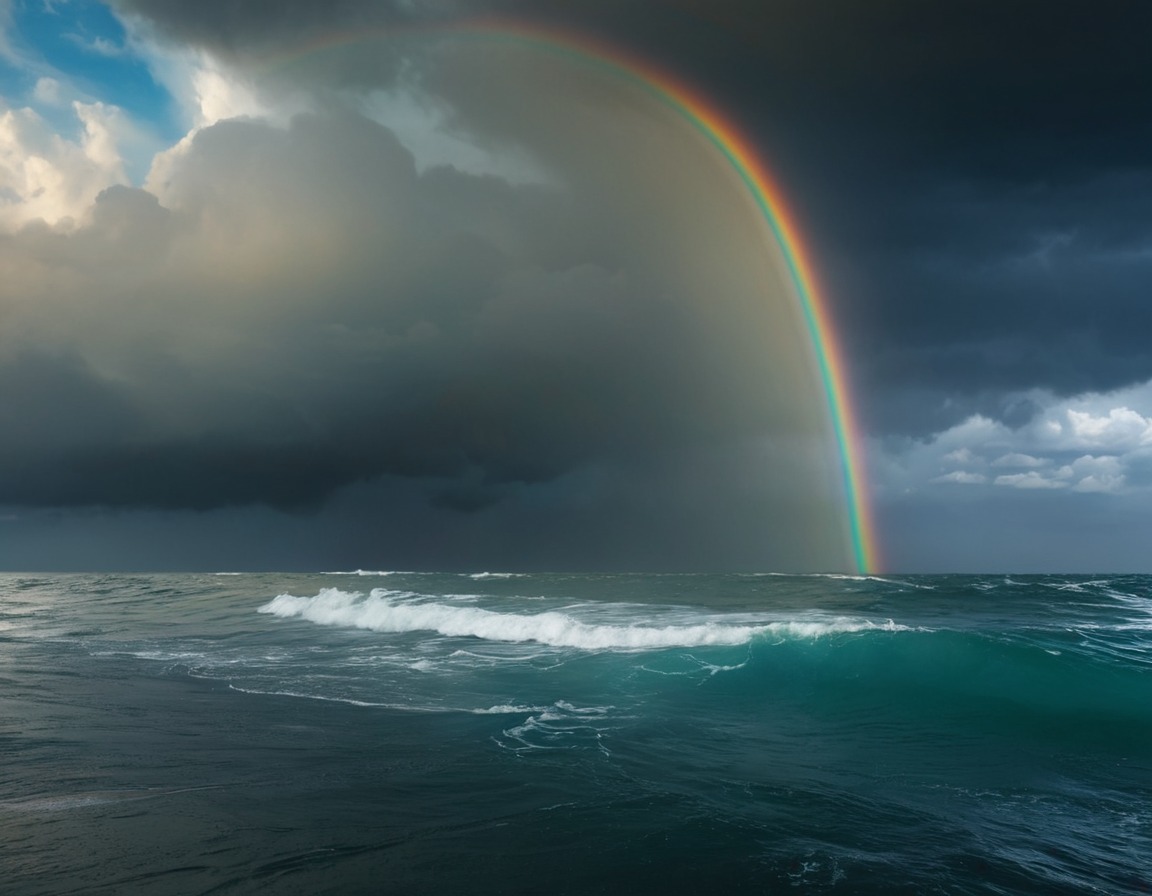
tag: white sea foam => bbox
[472,704,548,714]
[258,588,909,650]
[498,701,619,755]
[406,659,437,672]
[752,572,936,590]
[321,570,418,576]
[225,684,554,715]
[225,683,426,710]
[468,572,528,580]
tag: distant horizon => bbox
[4,568,1149,578]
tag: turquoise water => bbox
[3,572,1151,893]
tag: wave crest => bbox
[257,588,906,650]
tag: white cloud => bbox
[130,43,300,192]
[74,101,127,174]
[932,414,1005,452]
[32,76,62,106]
[0,101,127,229]
[63,32,125,57]
[880,383,1152,499]
[993,471,1067,490]
[190,62,266,128]
[990,452,1046,468]
[1067,454,1126,493]
[942,447,979,465]
[1065,406,1152,451]
[114,19,266,133]
[931,470,987,485]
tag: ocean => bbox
[2,571,1150,894]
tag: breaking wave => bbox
[257,587,907,650]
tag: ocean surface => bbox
[2,572,1151,894]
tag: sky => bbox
[2,0,1151,573]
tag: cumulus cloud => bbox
[0,100,130,229]
[1064,407,1152,451]
[992,471,1066,490]
[32,76,63,106]
[880,383,1152,498]
[990,452,1046,468]
[941,447,979,466]
[931,471,987,485]
[1065,454,1126,494]
[187,60,267,127]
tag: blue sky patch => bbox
[3,0,179,145]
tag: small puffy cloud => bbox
[1065,407,1152,451]
[942,447,980,466]
[993,471,1067,490]
[930,413,1004,452]
[931,470,987,485]
[1068,454,1126,493]
[32,76,63,106]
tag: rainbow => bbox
[266,20,881,574]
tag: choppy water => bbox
[3,571,1151,894]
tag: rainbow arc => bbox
[265,20,881,573]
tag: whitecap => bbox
[258,588,911,651]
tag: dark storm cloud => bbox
[0,112,586,508]
[112,0,439,97]
[645,0,1152,436]
[0,103,825,530]
[114,0,1152,438]
[490,1,1152,434]
[524,0,1152,177]
[114,0,417,53]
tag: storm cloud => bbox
[0,19,847,569]
[105,0,1152,433]
[4,0,1152,570]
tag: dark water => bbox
[2,571,1151,894]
